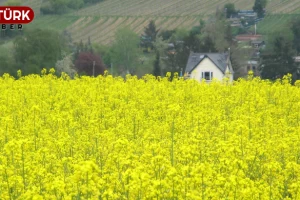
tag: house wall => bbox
[225,62,234,82]
[190,57,233,82]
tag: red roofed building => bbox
[235,34,263,41]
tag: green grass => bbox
[25,15,80,32]
[253,14,300,42]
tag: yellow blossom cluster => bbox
[0,70,300,199]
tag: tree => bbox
[190,19,205,36]
[74,52,106,76]
[291,18,300,54]
[158,30,176,41]
[144,20,159,42]
[224,3,237,18]
[0,46,17,76]
[200,35,217,52]
[68,0,84,10]
[4,0,21,6]
[142,20,159,51]
[111,27,140,75]
[260,36,297,80]
[55,53,76,77]
[203,14,231,52]
[153,52,161,76]
[14,29,66,75]
[253,0,267,18]
[49,0,70,14]
[93,44,112,67]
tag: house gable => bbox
[190,57,223,73]
[189,55,225,75]
[189,57,225,81]
[185,52,234,82]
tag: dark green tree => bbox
[0,46,17,76]
[68,0,84,10]
[224,3,237,18]
[253,0,267,18]
[260,36,297,80]
[153,52,161,76]
[144,20,159,42]
[14,29,65,75]
[291,17,300,54]
[158,30,176,41]
[142,20,159,51]
[201,35,217,52]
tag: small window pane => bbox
[204,72,210,80]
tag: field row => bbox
[70,16,201,44]
[22,0,42,15]
[26,15,201,45]
[74,0,300,17]
[256,14,300,37]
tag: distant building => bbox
[235,34,263,42]
[185,52,234,82]
[238,10,258,19]
[294,56,300,63]
[251,40,265,49]
[228,18,242,27]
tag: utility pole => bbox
[93,61,95,77]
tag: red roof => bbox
[235,34,263,41]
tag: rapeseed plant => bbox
[0,70,299,199]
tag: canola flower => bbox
[0,69,300,199]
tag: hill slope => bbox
[73,0,300,17]
[15,0,300,45]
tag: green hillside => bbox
[2,0,300,45]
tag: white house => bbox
[184,52,234,82]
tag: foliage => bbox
[55,53,77,77]
[253,0,267,18]
[153,51,161,76]
[224,3,237,18]
[291,17,300,54]
[190,19,205,36]
[203,15,231,52]
[260,35,297,81]
[4,0,21,6]
[74,40,93,61]
[0,26,23,40]
[200,35,217,52]
[40,0,105,14]
[74,51,106,76]
[142,20,159,51]
[158,30,176,41]
[144,20,159,42]
[93,44,112,67]
[0,46,17,76]
[111,27,140,75]
[13,29,66,75]
[0,73,299,199]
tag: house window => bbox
[202,71,213,80]
[253,66,256,71]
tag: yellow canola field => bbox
[0,71,300,199]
